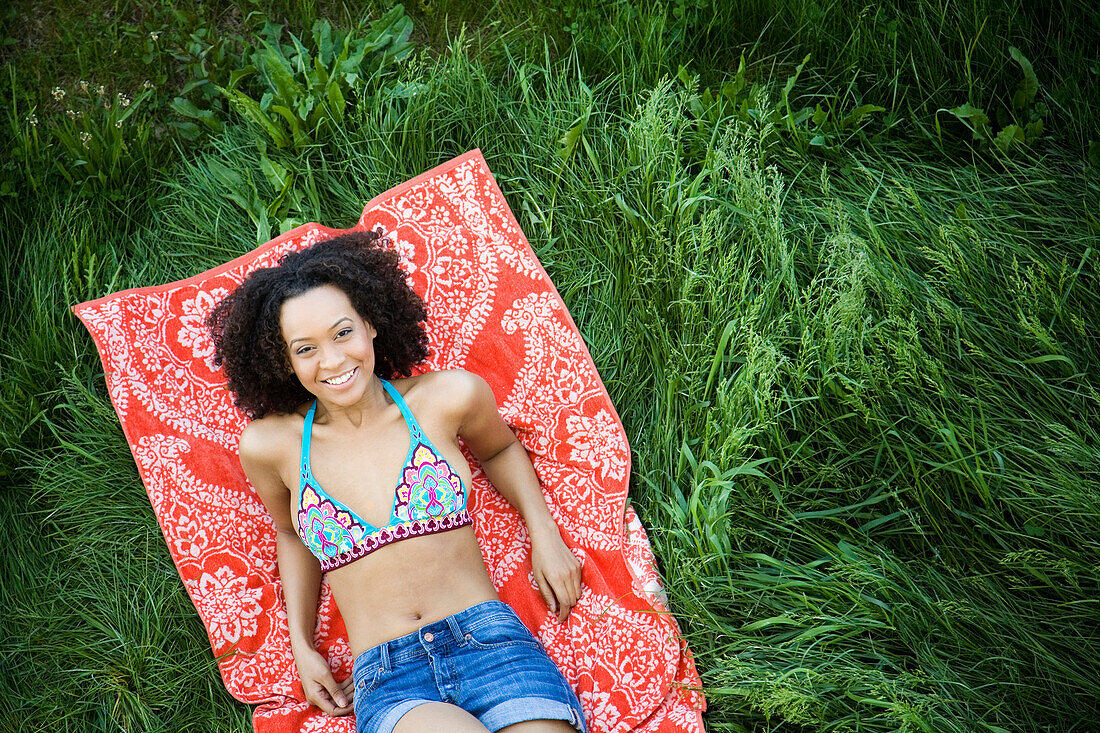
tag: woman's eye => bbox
[295,345,314,356]
[336,328,353,338]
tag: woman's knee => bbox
[392,702,490,732]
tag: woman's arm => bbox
[239,419,354,716]
[446,371,583,623]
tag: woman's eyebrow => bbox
[288,317,353,346]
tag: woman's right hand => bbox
[296,646,355,716]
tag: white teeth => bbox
[323,368,356,385]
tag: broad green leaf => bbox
[948,103,989,124]
[676,64,693,88]
[948,103,992,140]
[789,106,813,126]
[269,103,305,143]
[227,64,257,91]
[840,103,886,129]
[256,205,270,244]
[557,103,590,162]
[363,6,414,64]
[327,82,345,124]
[314,19,334,66]
[259,154,289,191]
[206,159,252,211]
[781,54,811,109]
[994,124,1025,152]
[812,104,827,127]
[1009,45,1039,108]
[258,21,283,46]
[294,94,315,123]
[170,120,201,140]
[257,44,305,108]
[169,97,222,131]
[219,86,289,147]
[180,79,210,96]
[312,55,331,93]
[287,30,310,74]
[725,53,747,99]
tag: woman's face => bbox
[279,284,377,404]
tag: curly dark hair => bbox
[206,229,429,419]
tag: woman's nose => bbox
[318,343,342,368]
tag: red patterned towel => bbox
[73,150,705,732]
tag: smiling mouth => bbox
[321,367,358,386]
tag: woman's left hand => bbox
[530,526,583,623]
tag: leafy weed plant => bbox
[216,7,413,150]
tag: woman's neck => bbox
[312,376,390,429]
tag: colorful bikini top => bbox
[296,379,472,571]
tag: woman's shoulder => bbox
[391,370,488,420]
[392,369,485,399]
[238,406,309,462]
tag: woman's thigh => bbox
[393,702,488,732]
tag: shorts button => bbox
[423,632,434,642]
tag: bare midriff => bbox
[327,525,499,656]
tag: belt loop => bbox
[380,642,391,672]
[447,614,466,646]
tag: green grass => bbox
[3,1,1099,731]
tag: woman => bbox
[206,229,586,733]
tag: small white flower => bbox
[66,109,78,119]
[142,79,154,90]
[115,120,122,128]
[80,131,91,145]
[150,31,160,41]
[96,85,106,96]
[26,112,38,127]
[52,86,65,101]
[118,93,131,108]
[103,99,112,109]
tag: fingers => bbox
[535,572,559,619]
[328,677,355,717]
[305,679,336,715]
[552,571,575,624]
[537,554,584,623]
[311,677,355,717]
[303,668,354,717]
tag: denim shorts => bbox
[352,600,587,733]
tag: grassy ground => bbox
[2,2,1099,731]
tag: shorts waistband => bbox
[353,600,523,675]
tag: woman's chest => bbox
[294,415,474,530]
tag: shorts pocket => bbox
[354,664,385,698]
[463,614,544,652]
